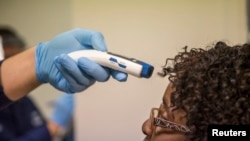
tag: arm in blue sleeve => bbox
[10,125,52,141]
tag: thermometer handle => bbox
[67,50,154,78]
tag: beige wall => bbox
[72,0,247,141]
[0,0,248,141]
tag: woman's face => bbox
[142,83,190,141]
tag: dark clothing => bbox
[0,85,12,111]
[0,60,12,111]
[0,60,51,141]
[0,96,52,141]
[0,60,72,141]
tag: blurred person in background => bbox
[0,26,74,141]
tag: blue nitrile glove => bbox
[35,28,127,93]
[51,93,74,129]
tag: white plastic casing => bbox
[68,50,154,78]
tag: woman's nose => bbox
[142,118,153,136]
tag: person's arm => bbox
[0,28,127,109]
[1,47,40,101]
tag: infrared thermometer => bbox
[68,50,154,78]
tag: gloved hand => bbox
[51,93,74,129]
[35,28,127,93]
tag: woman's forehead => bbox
[163,83,174,104]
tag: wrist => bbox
[35,42,48,83]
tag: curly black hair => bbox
[159,41,250,141]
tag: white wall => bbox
[72,0,247,141]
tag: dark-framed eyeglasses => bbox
[150,108,191,133]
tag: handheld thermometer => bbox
[68,50,154,78]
